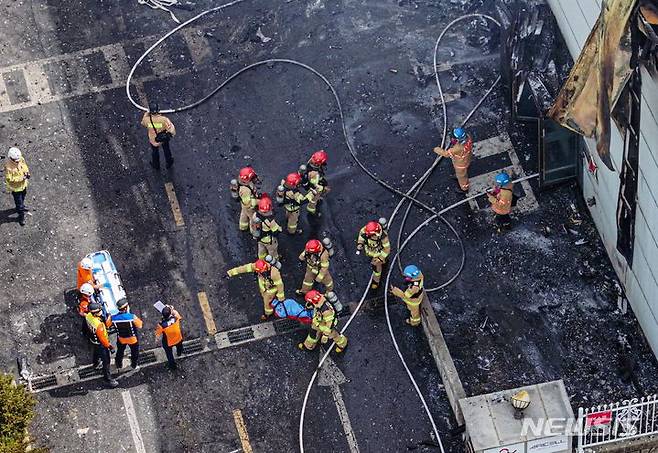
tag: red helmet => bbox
[304,289,323,305]
[258,195,273,214]
[253,259,270,274]
[309,150,328,167]
[239,167,257,183]
[284,172,302,189]
[305,239,323,254]
[364,221,382,236]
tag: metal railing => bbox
[577,395,658,452]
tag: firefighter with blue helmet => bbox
[389,265,424,326]
[433,127,473,193]
[487,170,514,231]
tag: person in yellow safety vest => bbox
[433,127,473,193]
[140,102,176,170]
[389,265,424,327]
[85,302,119,388]
[356,220,391,289]
[305,150,329,216]
[4,147,30,226]
[251,195,281,259]
[298,290,347,353]
[296,239,334,295]
[237,166,260,231]
[280,172,307,234]
[487,171,514,232]
[227,258,284,321]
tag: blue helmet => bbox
[495,171,511,186]
[403,265,422,279]
[452,127,467,141]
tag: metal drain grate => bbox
[183,338,203,354]
[273,318,301,334]
[78,365,101,379]
[31,374,57,390]
[227,328,255,343]
[137,351,157,365]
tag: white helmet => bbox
[80,257,93,270]
[8,147,22,161]
[80,283,94,296]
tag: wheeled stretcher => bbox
[85,250,126,318]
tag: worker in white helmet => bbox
[4,147,30,226]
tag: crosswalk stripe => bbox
[0,75,10,108]
[101,44,132,85]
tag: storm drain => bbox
[31,374,57,391]
[137,350,157,366]
[227,328,255,343]
[78,365,101,379]
[273,318,301,334]
[183,338,204,354]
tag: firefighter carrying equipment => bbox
[272,298,313,324]
[155,307,183,347]
[357,222,391,288]
[4,154,30,193]
[227,261,285,317]
[488,181,514,216]
[141,112,176,147]
[299,292,347,353]
[390,271,424,327]
[433,129,473,192]
[495,171,511,186]
[280,173,308,234]
[237,167,260,231]
[251,197,282,259]
[306,151,329,215]
[298,240,334,294]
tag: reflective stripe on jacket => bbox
[239,184,258,209]
[357,228,391,259]
[300,250,330,276]
[4,158,29,192]
[85,313,111,348]
[436,137,473,169]
[312,302,336,335]
[107,312,143,345]
[402,277,424,307]
[488,184,514,215]
[284,189,306,212]
[141,113,176,147]
[227,264,284,299]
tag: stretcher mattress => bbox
[85,250,126,317]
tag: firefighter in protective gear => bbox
[251,195,281,259]
[389,265,424,327]
[106,299,143,370]
[227,258,285,321]
[298,290,347,353]
[297,239,334,295]
[237,167,260,231]
[433,127,473,193]
[305,150,329,216]
[86,303,118,388]
[356,221,391,289]
[280,172,307,234]
[4,147,30,226]
[141,102,176,169]
[487,171,514,231]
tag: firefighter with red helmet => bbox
[356,220,391,289]
[297,239,334,295]
[250,195,282,259]
[433,127,473,193]
[298,290,347,353]
[305,150,329,216]
[227,258,285,320]
[278,172,308,234]
[236,167,260,231]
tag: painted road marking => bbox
[198,291,218,335]
[232,409,253,453]
[122,390,147,453]
[164,182,185,227]
[0,73,10,108]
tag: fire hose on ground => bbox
[125,3,539,452]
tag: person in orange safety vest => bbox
[156,304,184,370]
[106,299,143,370]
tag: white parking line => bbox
[122,390,147,453]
